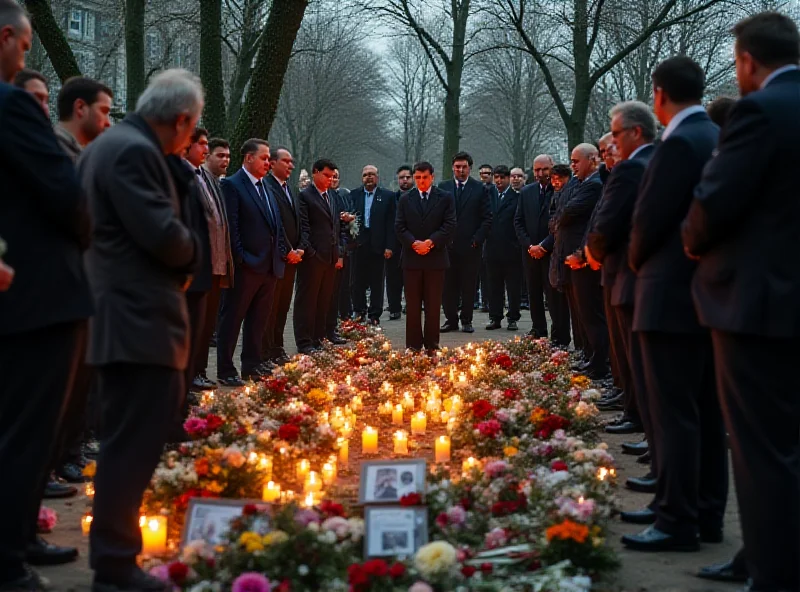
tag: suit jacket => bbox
[587,145,655,306]
[198,166,235,288]
[486,187,521,262]
[0,83,93,336]
[299,184,341,266]
[184,160,212,293]
[515,182,553,250]
[629,111,719,333]
[683,69,800,338]
[548,178,579,289]
[222,168,286,279]
[555,172,603,257]
[266,173,305,253]
[80,114,199,370]
[350,186,396,254]
[332,188,354,257]
[438,176,492,254]
[395,187,457,270]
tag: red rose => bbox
[459,497,472,510]
[320,500,345,517]
[472,399,494,419]
[276,580,292,592]
[242,504,258,516]
[461,565,477,578]
[167,562,189,583]
[503,388,520,400]
[435,512,449,528]
[480,562,493,574]
[551,460,568,472]
[205,414,224,431]
[476,419,503,438]
[399,493,422,506]
[278,424,300,442]
[363,559,389,577]
[542,372,557,383]
[389,562,406,578]
[347,564,368,587]
[236,426,247,435]
[287,414,305,425]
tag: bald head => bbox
[510,167,526,191]
[570,143,599,180]
[532,154,554,186]
[362,164,378,191]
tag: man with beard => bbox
[204,138,230,179]
[386,165,413,320]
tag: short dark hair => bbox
[413,161,434,175]
[190,126,208,144]
[396,164,412,175]
[652,56,705,103]
[208,137,229,153]
[733,12,800,68]
[451,151,473,167]
[312,158,337,173]
[479,163,493,171]
[13,68,47,90]
[552,164,572,179]
[269,145,291,161]
[706,97,737,128]
[56,77,113,121]
[0,0,27,30]
[240,138,269,156]
[492,165,510,177]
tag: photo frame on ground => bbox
[364,506,428,559]
[181,498,270,547]
[358,458,426,504]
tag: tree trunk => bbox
[24,0,81,81]
[125,0,146,111]
[231,0,308,169]
[200,0,226,136]
[441,85,460,177]
[225,0,262,137]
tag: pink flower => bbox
[495,410,510,422]
[446,505,466,525]
[183,417,208,436]
[408,583,434,592]
[232,573,272,592]
[148,564,170,582]
[37,506,57,532]
[484,527,508,549]
[476,419,503,438]
[294,509,320,527]
[485,460,509,478]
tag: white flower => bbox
[298,564,310,576]
[347,518,364,541]
[414,541,457,578]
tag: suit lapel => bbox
[410,190,424,219]
[423,188,439,219]
[240,171,271,226]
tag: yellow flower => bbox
[206,481,224,494]
[503,446,519,457]
[262,530,289,546]
[211,465,221,475]
[530,407,547,426]
[571,375,590,389]
[82,461,97,478]
[414,541,457,578]
[238,531,264,553]
[306,388,332,409]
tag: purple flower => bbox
[232,573,271,592]
[446,505,466,525]
[183,417,208,436]
[148,564,170,582]
[485,460,509,478]
[294,509,320,527]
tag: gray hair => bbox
[533,154,554,166]
[598,132,613,146]
[0,0,27,30]
[609,101,657,142]
[573,143,599,159]
[136,69,204,124]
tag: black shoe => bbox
[596,393,624,411]
[699,526,723,543]
[486,320,502,330]
[571,360,592,371]
[354,314,367,323]
[586,369,611,381]
[275,354,291,365]
[218,375,245,387]
[26,537,78,566]
[527,329,542,337]
[0,566,50,591]
[507,321,518,331]
[461,323,475,333]
[480,306,489,313]
[192,374,215,389]
[389,312,401,320]
[637,451,652,464]
[440,322,458,333]
[520,303,530,310]
[696,558,748,583]
[43,477,78,499]
[620,507,656,525]
[605,420,644,435]
[626,473,657,493]
[82,440,100,458]
[621,440,649,455]
[56,463,88,484]
[93,567,170,592]
[327,334,347,345]
[621,526,699,552]
[298,346,319,355]
[369,318,380,326]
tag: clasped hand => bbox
[412,240,433,255]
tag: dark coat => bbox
[298,184,341,266]
[222,168,286,279]
[514,182,553,249]
[80,114,199,370]
[587,145,655,306]
[198,166,235,288]
[266,173,305,252]
[555,171,604,257]
[629,111,719,333]
[0,83,93,336]
[438,176,492,253]
[350,186,396,254]
[395,187,457,270]
[683,69,800,338]
[486,187,521,262]
[184,160,212,293]
[548,178,579,289]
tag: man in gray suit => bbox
[80,69,201,592]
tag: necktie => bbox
[456,182,463,200]
[256,180,276,228]
[282,182,292,206]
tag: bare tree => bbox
[23,0,81,80]
[125,0,146,109]
[201,0,226,135]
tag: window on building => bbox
[69,10,83,37]
[84,12,95,41]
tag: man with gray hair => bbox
[80,69,202,591]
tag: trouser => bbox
[564,283,586,355]
[614,304,641,423]
[711,330,799,592]
[0,322,83,582]
[404,268,445,351]
[352,245,385,321]
[638,331,728,540]
[547,285,571,348]
[338,255,353,320]
[570,268,608,375]
[196,275,223,376]
[476,257,488,305]
[293,257,336,350]
[386,253,404,315]
[603,285,622,388]
[487,258,521,322]
[443,248,481,326]
[523,254,550,337]
[57,319,92,466]
[520,252,529,305]
[263,264,297,360]
[327,265,345,337]
[90,363,183,581]
[185,290,209,390]
[626,317,657,478]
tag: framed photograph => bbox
[358,459,426,504]
[364,506,428,559]
[181,498,269,547]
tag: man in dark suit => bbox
[439,151,492,333]
[263,147,306,365]
[350,165,395,325]
[484,165,521,331]
[0,5,93,586]
[294,159,342,354]
[217,139,286,385]
[585,101,657,496]
[396,162,457,351]
[80,69,202,590]
[386,165,413,320]
[621,57,727,553]
[331,168,354,322]
[556,144,609,380]
[683,13,800,589]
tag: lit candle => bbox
[440,411,450,424]
[259,455,273,480]
[449,366,455,382]
[451,395,462,412]
[84,482,95,499]
[262,480,281,502]
[362,426,378,454]
[462,457,480,477]
[304,471,322,493]
[345,375,352,387]
[411,411,427,435]
[469,364,477,376]
[245,386,251,395]
[321,462,336,486]
[402,392,414,411]
[351,395,363,412]
[140,516,167,556]
[296,459,310,482]
[248,451,259,464]
[304,492,315,508]
[328,381,336,393]
[392,404,404,425]
[341,421,353,438]
[379,400,393,416]
[458,372,467,383]
[447,417,456,433]
[81,512,92,536]
[338,438,349,463]
[443,398,453,412]
[393,430,409,454]
[435,435,451,463]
